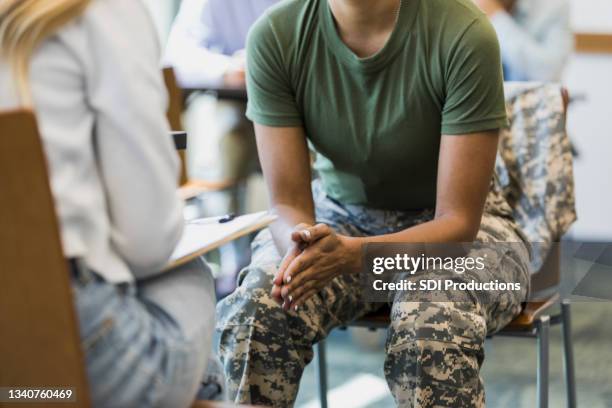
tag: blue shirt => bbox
[490,0,573,81]
[164,0,278,87]
[199,0,278,54]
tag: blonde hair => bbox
[0,0,90,106]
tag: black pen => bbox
[187,213,236,225]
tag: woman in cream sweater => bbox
[0,0,216,406]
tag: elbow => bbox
[439,212,481,242]
[126,242,176,276]
[453,220,480,242]
[117,211,184,277]
[458,213,482,242]
[462,223,481,242]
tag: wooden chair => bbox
[163,67,238,201]
[314,88,577,408]
[0,109,255,408]
[0,110,91,407]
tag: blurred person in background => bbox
[474,0,573,81]
[0,0,219,405]
[164,0,279,283]
[164,0,278,199]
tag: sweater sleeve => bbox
[84,0,184,277]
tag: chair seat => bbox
[350,293,559,333]
[501,294,559,332]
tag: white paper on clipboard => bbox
[167,211,277,269]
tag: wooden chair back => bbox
[162,67,240,200]
[0,110,90,407]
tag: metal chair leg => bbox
[315,340,329,408]
[537,315,551,408]
[561,300,577,408]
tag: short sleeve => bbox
[441,17,508,135]
[245,15,303,127]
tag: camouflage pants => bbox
[216,182,530,407]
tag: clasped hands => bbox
[271,223,361,311]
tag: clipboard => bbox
[166,211,277,270]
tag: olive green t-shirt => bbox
[246,0,507,210]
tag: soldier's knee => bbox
[387,301,486,351]
[385,302,486,404]
[216,264,285,331]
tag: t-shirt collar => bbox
[319,0,421,73]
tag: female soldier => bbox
[217,0,530,406]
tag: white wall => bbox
[563,55,612,240]
[564,0,612,240]
[570,0,612,33]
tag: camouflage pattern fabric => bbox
[216,181,530,407]
[497,82,577,271]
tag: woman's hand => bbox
[277,224,361,311]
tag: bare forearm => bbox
[254,124,315,255]
[338,214,478,274]
[269,204,316,255]
[363,213,478,245]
